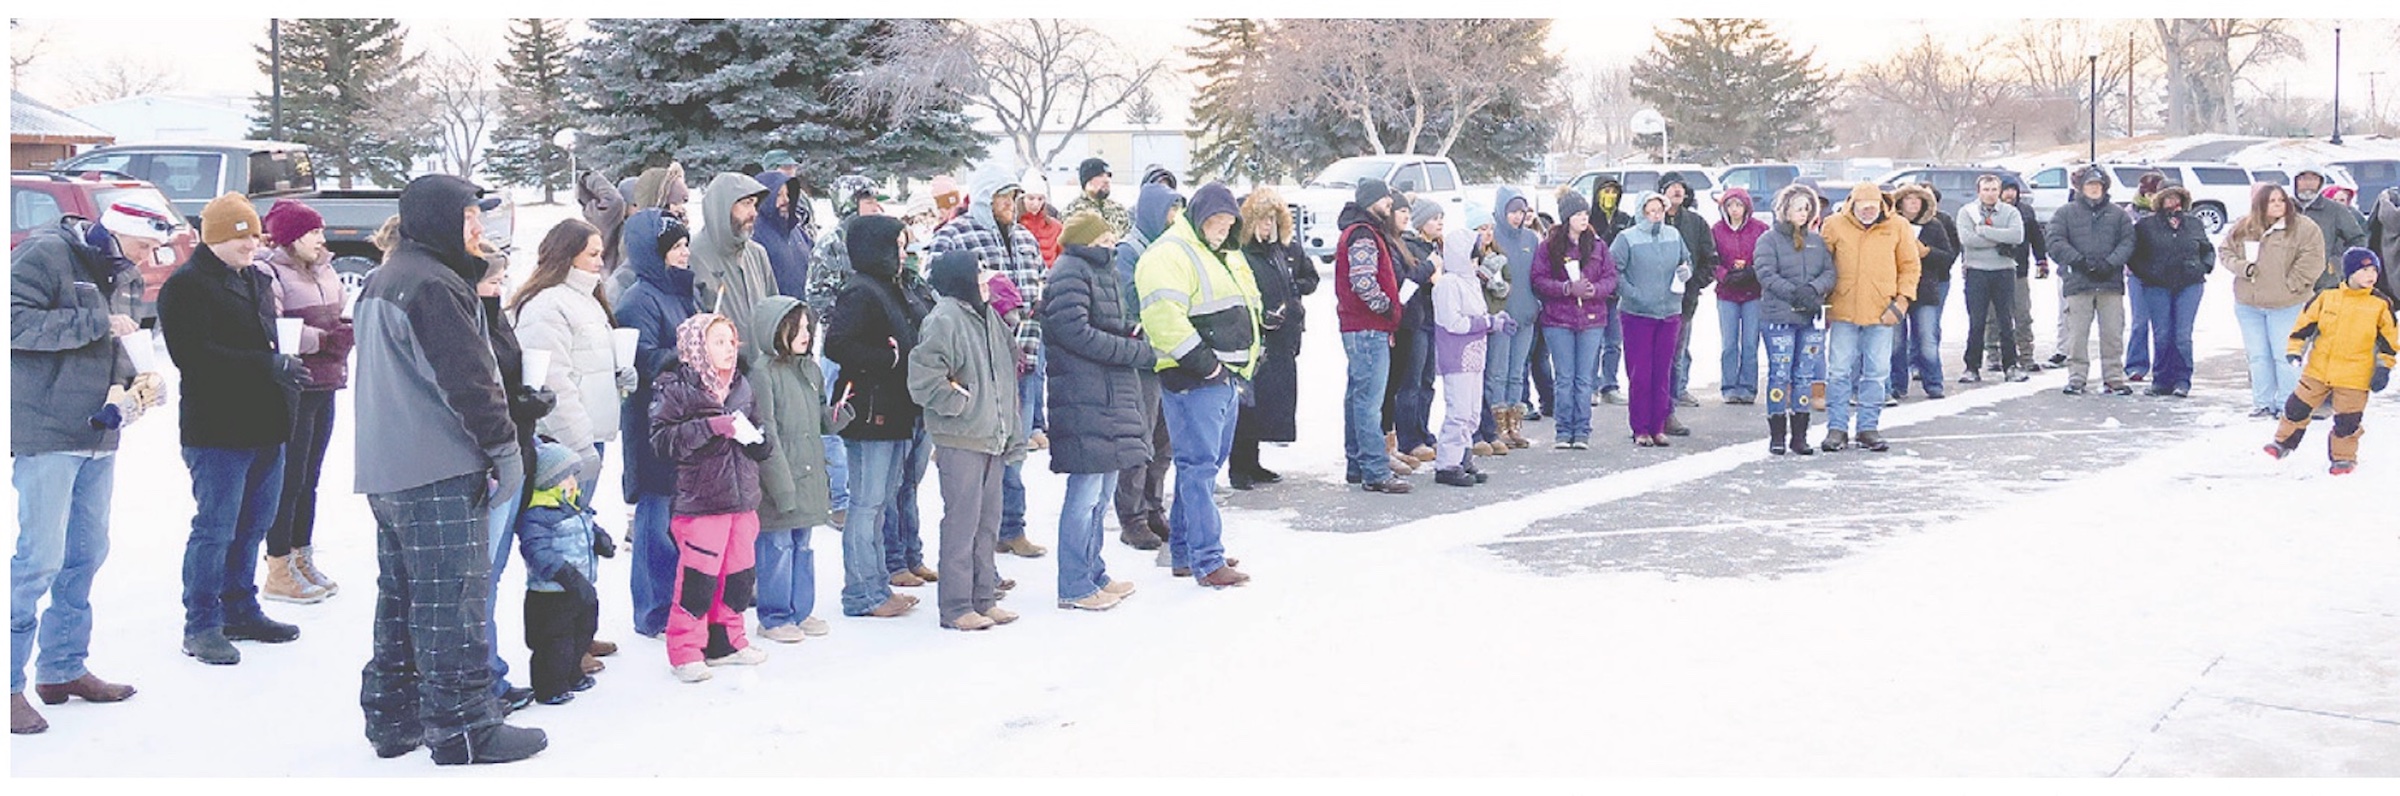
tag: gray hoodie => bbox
[691,172,777,336]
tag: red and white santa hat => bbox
[100,199,180,243]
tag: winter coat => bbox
[2219,212,2327,312]
[1821,184,1924,326]
[751,172,815,301]
[354,175,518,494]
[691,172,779,336]
[1020,204,1063,267]
[2371,190,2400,312]
[908,295,1024,459]
[2288,284,2400,391]
[613,210,699,498]
[1333,203,1404,334]
[1710,192,1769,303]
[1492,187,1542,323]
[256,246,354,391]
[9,219,141,456]
[2012,198,2048,277]
[513,268,622,473]
[1608,195,1691,322]
[1237,233,1318,444]
[929,167,1047,360]
[1590,179,1637,246]
[2047,192,2136,296]
[1893,184,1959,298]
[825,215,927,442]
[1663,191,1718,293]
[1066,191,1135,239]
[579,170,629,272]
[159,242,296,450]
[1135,188,1265,393]
[2297,190,2368,288]
[1433,239,1496,376]
[1397,230,1438,332]
[743,296,833,531]
[517,486,598,593]
[1755,220,1838,328]
[1956,199,2027,273]
[1533,222,1619,331]
[651,359,771,517]
[2127,193,2216,291]
[1040,243,1154,473]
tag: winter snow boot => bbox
[1407,444,1436,464]
[1435,468,1477,487]
[581,653,606,673]
[1502,405,1531,449]
[2331,460,2358,475]
[1472,441,1496,457]
[1789,413,1816,456]
[1820,428,1849,453]
[430,724,549,766]
[261,553,329,604]
[182,630,239,665]
[293,545,338,595]
[1463,456,1489,483]
[1768,414,1789,455]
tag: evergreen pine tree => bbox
[487,18,575,203]
[1187,18,1288,184]
[570,19,985,192]
[250,18,432,189]
[1628,19,1837,163]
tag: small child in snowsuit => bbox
[906,251,1027,631]
[2266,248,2399,474]
[745,296,845,642]
[517,441,611,705]
[650,312,776,681]
[1433,230,1514,487]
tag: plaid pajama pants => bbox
[361,472,502,752]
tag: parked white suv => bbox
[2025,161,2257,233]
[1283,155,1470,261]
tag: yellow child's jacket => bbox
[2287,284,2400,390]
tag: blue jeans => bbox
[1672,293,1699,398]
[1543,325,1606,440]
[1056,471,1117,601]
[1162,380,1237,578]
[1890,281,1947,395]
[1762,324,1827,416]
[2124,273,2153,377]
[754,527,816,628]
[2235,302,2306,411]
[1825,322,1896,433]
[1484,319,1536,408]
[1716,298,1763,399]
[1596,298,1625,393]
[484,449,526,696]
[12,453,114,693]
[1393,324,1436,452]
[2141,283,2204,392]
[881,425,930,573]
[842,438,907,615]
[1342,330,1393,482]
[628,493,675,636]
[1001,350,1044,541]
[180,446,284,636]
[820,354,849,513]
[1024,348,1047,431]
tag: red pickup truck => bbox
[9,170,197,324]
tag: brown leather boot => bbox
[34,673,136,705]
[11,692,45,734]
[587,639,618,657]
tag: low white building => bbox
[71,93,252,143]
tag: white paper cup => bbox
[276,318,304,354]
[521,349,553,383]
[121,333,156,372]
[612,328,641,370]
[2244,241,2262,262]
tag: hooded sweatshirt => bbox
[1136,183,1264,391]
[751,172,815,301]
[824,214,927,442]
[1710,187,1769,303]
[1608,191,1692,321]
[1115,182,1183,320]
[1492,187,1542,323]
[1432,231,1495,376]
[907,250,1024,457]
[612,209,699,497]
[353,174,516,494]
[931,166,1047,360]
[1589,178,1637,244]
[691,172,778,335]
[744,295,832,531]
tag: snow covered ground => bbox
[9,200,2397,777]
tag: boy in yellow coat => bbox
[2267,248,2399,474]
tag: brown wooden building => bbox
[11,91,116,170]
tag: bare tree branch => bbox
[421,40,502,177]
[61,55,183,105]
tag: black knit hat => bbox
[1078,158,1111,188]
[1355,178,1393,210]
[656,215,690,257]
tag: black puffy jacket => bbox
[1041,243,1155,474]
[2128,207,2216,290]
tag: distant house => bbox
[70,93,253,144]
[10,92,115,169]
[965,105,1194,190]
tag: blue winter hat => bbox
[2342,247,2381,280]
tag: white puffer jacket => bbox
[511,269,622,472]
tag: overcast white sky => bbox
[12,11,2399,126]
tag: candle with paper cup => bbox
[2244,241,2261,263]
[521,349,554,384]
[120,332,156,373]
[276,318,305,354]
[612,327,641,371]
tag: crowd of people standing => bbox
[12,148,2397,763]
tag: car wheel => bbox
[2192,202,2228,234]
[332,255,376,305]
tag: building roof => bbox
[10,91,115,146]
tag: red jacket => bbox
[1333,209,1402,335]
[1022,208,1063,267]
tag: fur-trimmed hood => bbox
[1891,183,1939,225]
[1240,187,1293,245]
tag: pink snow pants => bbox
[666,512,760,667]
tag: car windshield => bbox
[1307,160,1393,189]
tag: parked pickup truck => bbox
[57,140,514,299]
[9,170,197,324]
[1284,154,1471,262]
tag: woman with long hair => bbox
[509,219,624,503]
[255,201,353,603]
[1530,193,1618,448]
[2219,183,2328,416]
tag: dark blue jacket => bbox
[1041,243,1154,474]
[612,209,697,498]
[752,172,814,300]
[517,490,597,592]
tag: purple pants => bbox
[1623,314,1682,436]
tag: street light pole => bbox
[2331,25,2345,145]
[2088,50,2100,165]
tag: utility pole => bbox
[2088,49,2100,165]
[2126,28,2135,137]
[270,19,283,140]
[2331,25,2344,145]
